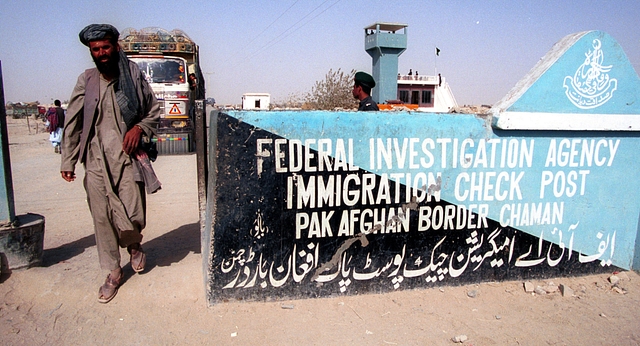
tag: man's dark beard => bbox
[92,50,120,75]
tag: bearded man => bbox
[60,24,160,303]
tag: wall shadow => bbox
[41,222,201,273]
[42,234,95,267]
[0,253,9,283]
[142,222,201,272]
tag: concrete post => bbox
[0,61,46,273]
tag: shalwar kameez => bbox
[61,61,160,271]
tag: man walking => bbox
[46,99,65,153]
[60,24,160,303]
[352,71,379,111]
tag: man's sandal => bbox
[128,245,146,273]
[98,271,122,304]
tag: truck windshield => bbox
[130,57,186,84]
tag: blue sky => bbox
[1,0,638,106]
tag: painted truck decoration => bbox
[119,27,205,154]
[204,31,640,303]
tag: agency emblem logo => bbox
[563,39,617,109]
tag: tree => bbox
[305,68,357,110]
[273,92,305,109]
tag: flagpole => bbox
[434,46,438,78]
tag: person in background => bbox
[188,72,205,117]
[188,73,197,119]
[352,71,379,111]
[46,100,65,153]
[60,24,161,304]
[188,73,197,91]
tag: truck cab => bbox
[119,27,205,154]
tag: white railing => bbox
[397,75,438,82]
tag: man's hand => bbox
[61,171,76,182]
[122,125,143,155]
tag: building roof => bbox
[364,22,408,32]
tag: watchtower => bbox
[364,22,407,104]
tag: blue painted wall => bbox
[204,30,640,304]
[501,31,640,115]
[226,110,639,269]
[205,109,639,304]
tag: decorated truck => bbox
[118,27,205,154]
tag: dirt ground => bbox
[1,116,639,346]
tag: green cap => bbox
[355,71,376,88]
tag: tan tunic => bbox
[61,71,159,270]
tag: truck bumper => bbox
[156,118,193,155]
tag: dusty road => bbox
[1,116,639,345]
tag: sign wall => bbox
[205,110,639,303]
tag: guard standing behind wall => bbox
[353,71,379,111]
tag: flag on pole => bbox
[435,47,441,56]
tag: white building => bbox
[242,93,271,110]
[393,74,458,112]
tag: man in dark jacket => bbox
[352,71,379,111]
